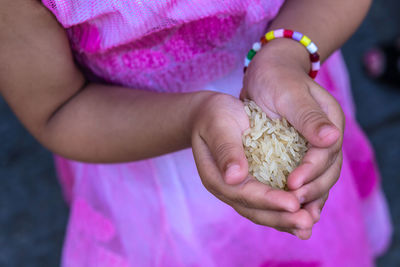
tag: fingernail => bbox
[225,164,241,180]
[299,196,305,204]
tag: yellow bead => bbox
[300,35,311,47]
[265,31,275,41]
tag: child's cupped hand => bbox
[191,93,315,239]
[240,38,345,235]
[191,39,344,239]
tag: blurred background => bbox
[1,0,400,266]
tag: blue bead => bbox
[292,31,303,42]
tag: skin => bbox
[0,0,371,239]
[237,0,372,238]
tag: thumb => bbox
[277,90,340,148]
[203,121,249,185]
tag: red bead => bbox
[309,70,318,79]
[310,53,320,62]
[283,29,294,38]
[243,67,248,73]
[260,36,268,45]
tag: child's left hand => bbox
[240,38,345,233]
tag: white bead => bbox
[252,42,262,51]
[307,42,318,54]
[312,62,320,71]
[244,58,251,67]
[274,29,284,38]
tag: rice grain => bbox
[242,100,308,190]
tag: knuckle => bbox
[274,90,293,111]
[235,193,251,208]
[297,108,326,128]
[297,211,314,229]
[236,208,262,225]
[214,142,237,165]
[215,142,237,156]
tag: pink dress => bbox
[42,1,392,266]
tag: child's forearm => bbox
[0,1,215,163]
[42,85,213,163]
[264,0,371,69]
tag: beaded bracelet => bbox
[244,29,320,79]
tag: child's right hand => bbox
[191,93,314,238]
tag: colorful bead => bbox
[311,61,320,71]
[309,70,318,79]
[252,42,262,52]
[244,58,251,67]
[310,53,320,62]
[247,49,256,60]
[260,36,268,45]
[284,29,294,38]
[244,29,320,79]
[274,29,284,38]
[306,42,318,54]
[292,31,303,41]
[266,31,275,41]
[300,35,312,47]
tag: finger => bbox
[201,118,248,185]
[303,193,329,223]
[275,226,296,236]
[287,146,338,190]
[276,85,340,148]
[276,227,313,240]
[193,134,299,212]
[234,205,314,230]
[293,228,313,240]
[232,176,300,212]
[293,152,342,204]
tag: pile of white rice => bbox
[242,100,308,190]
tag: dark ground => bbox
[1,1,400,266]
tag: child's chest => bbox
[53,0,284,91]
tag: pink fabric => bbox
[42,0,392,266]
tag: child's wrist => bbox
[185,90,218,143]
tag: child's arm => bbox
[0,0,214,163]
[1,0,314,237]
[1,0,317,238]
[268,0,372,62]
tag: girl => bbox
[0,0,392,266]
